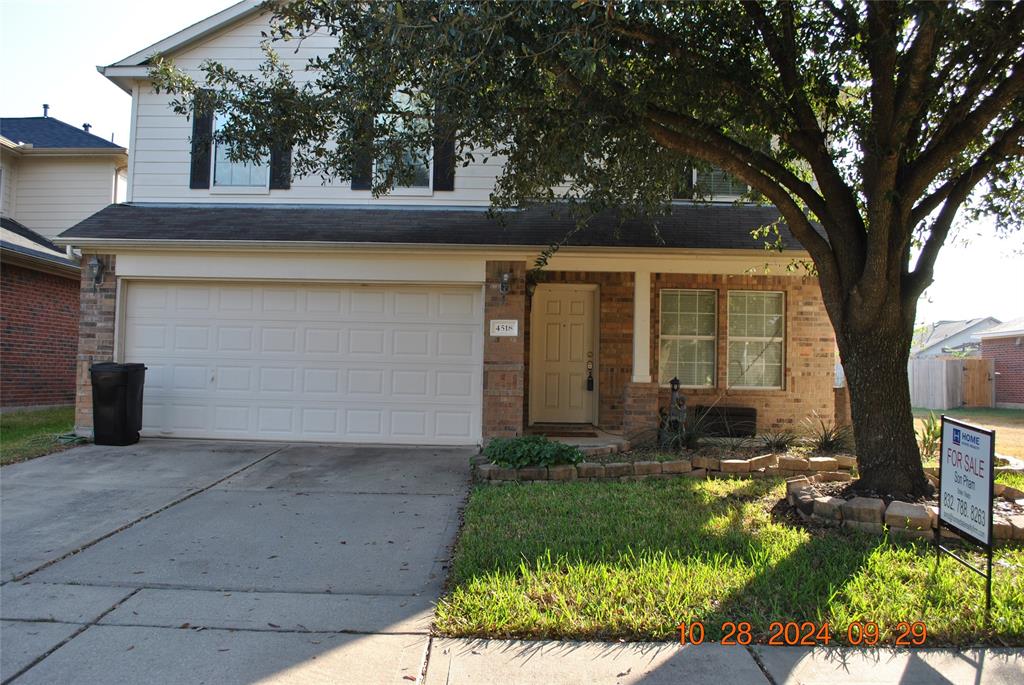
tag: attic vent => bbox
[83,123,91,132]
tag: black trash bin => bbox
[90,362,147,446]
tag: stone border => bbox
[786,476,1024,542]
[475,453,856,484]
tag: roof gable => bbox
[0,117,124,150]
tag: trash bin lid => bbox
[91,362,147,373]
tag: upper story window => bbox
[373,105,432,191]
[659,289,717,387]
[727,291,785,389]
[673,166,751,201]
[212,112,269,189]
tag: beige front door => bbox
[529,285,598,424]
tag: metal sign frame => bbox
[935,416,995,622]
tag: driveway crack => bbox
[10,446,287,583]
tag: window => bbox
[659,290,717,387]
[212,112,269,188]
[374,94,432,191]
[727,291,784,388]
[672,166,751,200]
[380,147,431,189]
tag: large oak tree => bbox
[153,0,1024,497]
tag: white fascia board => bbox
[977,328,1024,339]
[16,147,128,159]
[108,1,263,68]
[54,240,810,277]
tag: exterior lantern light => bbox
[498,272,512,296]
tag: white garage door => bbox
[123,281,483,444]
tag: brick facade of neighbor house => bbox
[982,336,1024,407]
[523,271,635,431]
[650,273,836,433]
[482,260,527,438]
[0,264,80,408]
[73,255,117,433]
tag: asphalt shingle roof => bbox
[59,202,808,251]
[0,117,123,149]
[1,217,79,269]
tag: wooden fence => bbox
[908,357,994,410]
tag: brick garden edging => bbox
[475,453,856,484]
[786,476,1024,542]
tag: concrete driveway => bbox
[1,440,472,684]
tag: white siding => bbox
[129,11,505,205]
[0,149,18,218]
[13,157,118,239]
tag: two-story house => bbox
[57,0,837,445]
[1,110,127,410]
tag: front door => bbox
[529,285,597,424]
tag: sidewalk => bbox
[423,639,1024,685]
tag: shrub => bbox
[658,410,708,451]
[801,414,852,453]
[759,430,797,453]
[917,411,941,463]
[483,435,584,469]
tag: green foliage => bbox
[483,435,584,469]
[917,412,942,464]
[759,430,797,453]
[657,410,707,451]
[801,414,852,453]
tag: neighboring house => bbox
[57,0,837,444]
[0,111,127,411]
[911,317,1002,358]
[1,109,128,240]
[979,318,1024,409]
[0,218,80,409]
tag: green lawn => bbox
[436,478,1024,645]
[997,471,1024,490]
[0,407,75,465]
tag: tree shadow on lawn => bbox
[439,477,1023,644]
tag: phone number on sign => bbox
[678,621,928,646]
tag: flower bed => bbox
[785,475,1024,542]
[475,451,856,483]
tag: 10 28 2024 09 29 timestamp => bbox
[678,621,928,646]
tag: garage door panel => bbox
[125,282,482,444]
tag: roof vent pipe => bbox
[83,123,91,132]
[43,104,49,117]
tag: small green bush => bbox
[917,411,941,463]
[801,414,852,453]
[657,410,708,451]
[484,435,584,468]
[759,430,797,453]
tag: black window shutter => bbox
[189,89,214,190]
[432,112,456,191]
[350,116,373,190]
[269,140,292,190]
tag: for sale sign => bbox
[939,417,995,548]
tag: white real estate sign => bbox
[939,417,995,547]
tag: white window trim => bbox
[658,288,718,388]
[371,152,434,196]
[726,290,786,390]
[209,114,271,195]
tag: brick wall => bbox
[650,272,836,432]
[982,336,1024,406]
[0,263,79,408]
[74,254,117,434]
[482,261,527,438]
[524,271,634,430]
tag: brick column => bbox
[482,260,527,440]
[75,254,117,436]
[622,381,660,441]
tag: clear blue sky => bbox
[1,0,1021,324]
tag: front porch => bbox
[481,257,839,444]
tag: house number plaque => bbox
[489,320,519,337]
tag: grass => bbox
[436,478,1024,644]
[0,407,76,465]
[915,407,1024,460]
[997,471,1024,490]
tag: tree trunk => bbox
[838,316,931,498]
